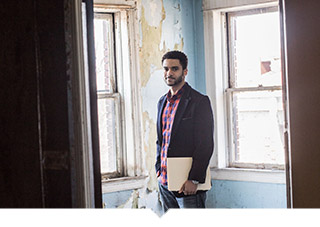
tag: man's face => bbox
[162,59,187,87]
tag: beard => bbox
[165,72,184,87]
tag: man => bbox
[155,50,214,212]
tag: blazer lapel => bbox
[170,84,191,141]
[157,95,167,140]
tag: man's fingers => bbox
[179,181,198,195]
[184,191,196,195]
[178,183,185,193]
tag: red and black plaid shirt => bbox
[158,86,185,186]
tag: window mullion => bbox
[226,86,282,93]
[97,92,120,99]
[231,162,285,170]
[113,94,124,176]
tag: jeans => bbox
[158,182,206,213]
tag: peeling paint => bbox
[103,0,191,215]
[160,0,184,51]
[139,5,165,88]
[139,0,185,194]
[142,112,158,191]
[131,190,139,208]
[139,0,184,88]
[104,188,163,215]
[102,190,133,208]
[117,190,139,208]
[174,38,184,51]
[141,0,163,27]
[141,65,167,122]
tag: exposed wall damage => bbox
[101,0,187,214]
[139,0,184,194]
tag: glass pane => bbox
[230,11,282,88]
[94,16,115,92]
[97,98,117,174]
[233,90,285,165]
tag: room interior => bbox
[1,0,320,212]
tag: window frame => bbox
[226,6,284,170]
[97,92,123,178]
[203,0,286,183]
[94,12,124,178]
[93,1,146,193]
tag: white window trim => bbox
[101,176,147,194]
[94,1,146,193]
[212,168,285,184]
[203,0,286,184]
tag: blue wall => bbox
[179,0,196,89]
[103,190,133,208]
[193,0,206,94]
[206,180,287,208]
[103,180,287,210]
[179,0,206,94]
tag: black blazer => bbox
[155,83,214,185]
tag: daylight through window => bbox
[226,7,285,169]
[94,13,123,178]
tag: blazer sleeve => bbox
[188,96,214,183]
[155,97,164,176]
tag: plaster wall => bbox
[207,180,286,208]
[139,0,201,194]
[103,0,204,215]
[102,179,286,213]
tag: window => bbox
[93,3,145,192]
[203,0,286,183]
[94,13,124,179]
[226,7,285,170]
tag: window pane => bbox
[94,15,115,93]
[230,10,282,88]
[97,98,117,174]
[233,90,285,165]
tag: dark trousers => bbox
[158,182,206,213]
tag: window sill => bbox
[211,167,286,184]
[101,176,148,194]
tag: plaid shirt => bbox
[158,86,185,186]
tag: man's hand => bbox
[178,180,198,195]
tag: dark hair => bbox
[161,50,188,70]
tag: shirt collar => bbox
[166,83,186,103]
